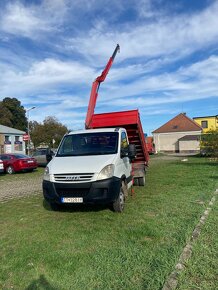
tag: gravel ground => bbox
[0,175,43,202]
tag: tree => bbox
[30,116,68,148]
[0,97,27,131]
[0,102,13,127]
[200,129,218,157]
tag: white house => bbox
[152,113,202,153]
[0,124,26,154]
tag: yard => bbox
[0,156,217,289]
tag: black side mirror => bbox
[46,149,54,163]
[128,144,136,160]
[121,149,129,158]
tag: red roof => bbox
[152,113,202,133]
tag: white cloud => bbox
[67,1,218,62]
[97,55,218,107]
[0,0,69,38]
[0,58,95,96]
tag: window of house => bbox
[14,135,23,151]
[201,121,208,128]
[5,136,10,142]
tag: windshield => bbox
[57,132,118,157]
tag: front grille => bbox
[54,173,94,183]
[56,188,89,197]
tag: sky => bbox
[0,0,217,135]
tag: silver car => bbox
[32,148,55,166]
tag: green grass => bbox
[0,157,217,290]
[177,196,218,290]
[0,167,44,181]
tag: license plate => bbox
[61,197,83,203]
[28,160,34,163]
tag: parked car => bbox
[0,159,4,173]
[0,153,38,174]
[32,148,56,166]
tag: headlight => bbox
[43,166,51,181]
[97,164,115,180]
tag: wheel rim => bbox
[7,166,13,174]
[119,190,125,210]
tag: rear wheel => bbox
[133,178,139,186]
[138,176,145,186]
[6,166,15,174]
[113,183,125,213]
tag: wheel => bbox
[6,166,15,174]
[133,178,139,186]
[138,176,145,186]
[49,202,61,211]
[122,181,129,198]
[113,184,125,213]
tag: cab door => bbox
[119,131,132,187]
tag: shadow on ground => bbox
[25,275,58,290]
[43,199,111,213]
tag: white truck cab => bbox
[43,128,136,212]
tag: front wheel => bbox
[113,184,125,213]
[6,166,15,174]
[49,202,61,211]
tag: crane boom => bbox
[85,44,120,129]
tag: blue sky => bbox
[0,0,217,135]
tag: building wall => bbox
[179,140,200,153]
[153,131,201,153]
[0,133,25,154]
[193,116,218,133]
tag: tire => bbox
[138,176,145,186]
[49,202,61,211]
[113,184,125,213]
[6,166,15,174]
[133,178,139,186]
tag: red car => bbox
[0,153,38,174]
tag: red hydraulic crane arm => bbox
[85,44,120,129]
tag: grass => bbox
[0,167,44,181]
[177,196,218,290]
[0,156,217,289]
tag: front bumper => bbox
[42,177,121,205]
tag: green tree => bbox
[30,116,68,148]
[1,97,27,131]
[0,102,13,127]
[200,129,218,157]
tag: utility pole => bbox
[26,106,36,156]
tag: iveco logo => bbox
[65,176,80,181]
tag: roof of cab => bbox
[67,128,124,135]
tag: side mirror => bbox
[128,144,136,160]
[46,149,54,163]
[121,149,129,158]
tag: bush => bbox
[200,129,218,157]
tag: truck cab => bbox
[43,128,135,212]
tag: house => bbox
[152,113,202,153]
[0,124,26,154]
[193,115,218,133]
